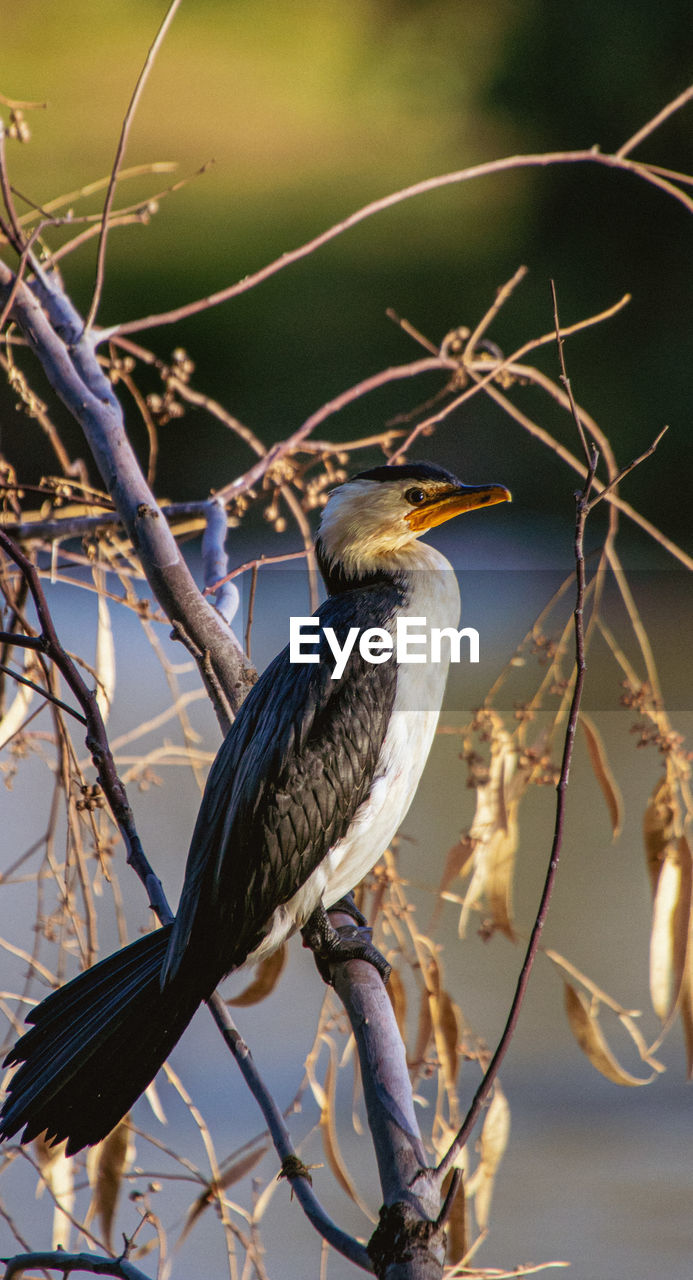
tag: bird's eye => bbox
[405,486,426,506]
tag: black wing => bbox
[164,580,402,986]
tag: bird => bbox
[0,461,510,1155]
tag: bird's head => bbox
[317,462,511,582]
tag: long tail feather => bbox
[1,926,203,1154]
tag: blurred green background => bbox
[2,4,693,1278]
[2,0,692,548]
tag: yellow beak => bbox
[406,483,512,532]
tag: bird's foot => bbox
[328,892,369,929]
[302,902,391,986]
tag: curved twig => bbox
[84,0,183,331]
[106,101,693,342]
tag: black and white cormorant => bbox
[0,462,510,1154]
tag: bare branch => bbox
[207,993,373,1273]
[202,498,243,634]
[1,1250,153,1280]
[551,280,591,464]
[212,358,453,505]
[327,912,446,1278]
[437,442,599,1182]
[107,120,693,341]
[0,261,253,727]
[436,298,636,1181]
[587,426,669,511]
[84,0,183,331]
[0,654,87,725]
[0,530,173,925]
[0,120,24,251]
[616,82,693,157]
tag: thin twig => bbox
[0,657,87,725]
[387,291,631,462]
[550,280,590,463]
[462,264,528,360]
[587,426,669,511]
[0,121,25,251]
[245,563,258,660]
[0,529,173,924]
[107,100,693,342]
[83,0,182,332]
[616,82,693,157]
[205,549,308,596]
[471,374,693,571]
[206,994,373,1274]
[436,442,599,1181]
[210,357,455,505]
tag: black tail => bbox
[0,926,203,1155]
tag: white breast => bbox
[244,545,460,966]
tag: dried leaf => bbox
[436,989,461,1093]
[486,827,517,940]
[649,835,692,1021]
[426,953,441,999]
[252,1169,280,1224]
[228,943,286,1006]
[473,1084,510,1230]
[35,1137,74,1250]
[386,965,407,1041]
[319,1042,374,1221]
[351,1043,365,1135]
[458,715,521,939]
[679,970,693,1079]
[480,1084,511,1171]
[432,836,475,926]
[546,947,665,1074]
[563,983,655,1086]
[410,981,433,1070]
[95,590,116,722]
[0,657,34,749]
[643,769,678,895]
[179,1143,269,1244]
[580,713,623,839]
[87,1118,132,1251]
[144,1079,167,1125]
[444,1169,468,1266]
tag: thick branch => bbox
[328,913,446,1280]
[1,1251,152,1280]
[0,261,253,729]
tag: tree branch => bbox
[0,260,254,730]
[436,441,598,1182]
[106,89,693,342]
[0,529,173,925]
[84,0,183,331]
[1,1251,153,1280]
[327,913,446,1280]
[207,992,373,1273]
